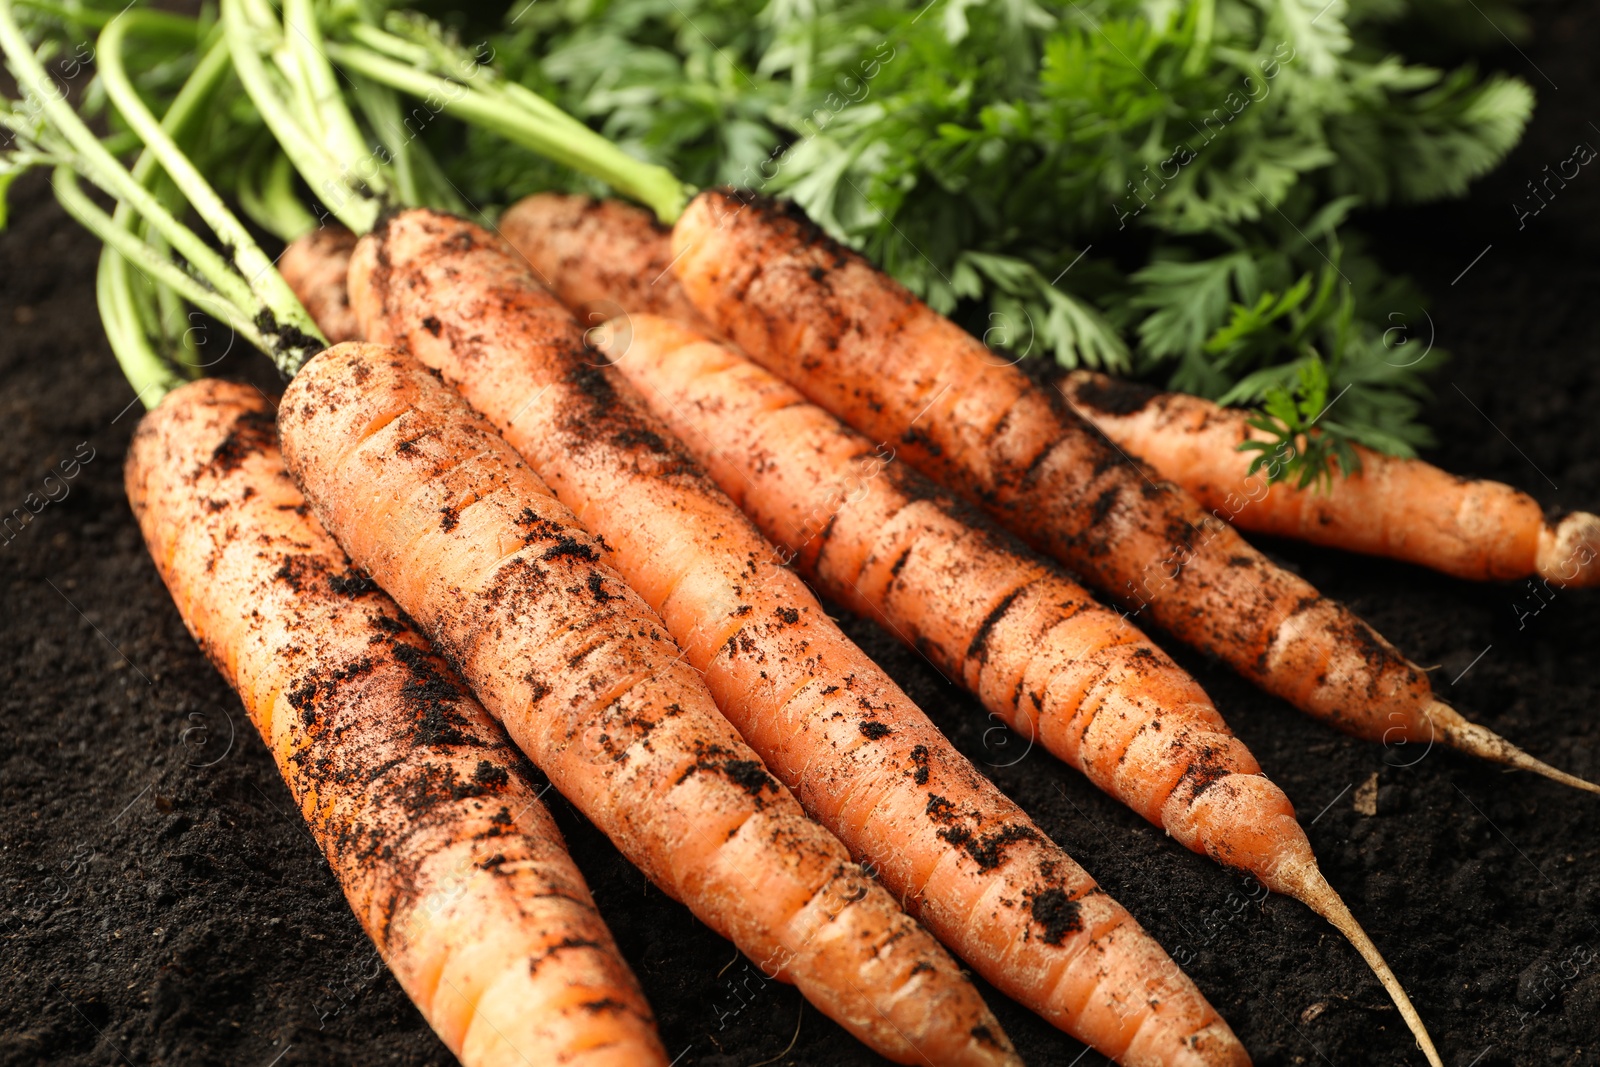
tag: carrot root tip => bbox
[1536,511,1600,587]
[1277,861,1443,1067]
[1424,700,1600,796]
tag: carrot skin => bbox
[669,189,1438,747]
[278,226,362,344]
[1060,370,1600,587]
[598,314,1318,888]
[126,379,665,1067]
[494,194,1458,1062]
[279,342,1006,1067]
[343,208,1248,1067]
[499,193,721,339]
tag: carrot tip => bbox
[1424,700,1600,796]
[1536,510,1600,587]
[1278,861,1443,1067]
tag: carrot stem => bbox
[221,0,383,234]
[1276,859,1444,1067]
[85,30,232,403]
[1424,700,1600,795]
[97,11,320,359]
[321,36,693,222]
[93,229,183,407]
[236,149,319,242]
[283,0,373,182]
[0,6,236,309]
[106,30,233,382]
[52,168,270,354]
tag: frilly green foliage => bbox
[440,0,1528,479]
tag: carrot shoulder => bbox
[1060,370,1600,587]
[499,193,720,338]
[340,208,1248,1067]
[667,188,1599,797]
[278,342,1011,1067]
[125,378,663,1067]
[278,225,362,344]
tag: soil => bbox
[4,8,1600,1066]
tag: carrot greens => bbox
[0,0,325,397]
[438,0,1532,481]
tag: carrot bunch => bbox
[496,189,1597,794]
[128,380,667,1067]
[12,4,1600,1065]
[3,11,1020,1067]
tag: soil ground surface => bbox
[4,5,1600,1065]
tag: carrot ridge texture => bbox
[278,341,1013,1067]
[599,314,1313,880]
[598,310,1460,1060]
[661,189,1599,800]
[334,208,1247,1066]
[125,379,665,1067]
[1059,370,1600,587]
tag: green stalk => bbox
[1183,0,1216,75]
[284,0,375,183]
[13,0,198,36]
[108,32,236,383]
[98,10,322,365]
[221,0,380,233]
[348,75,418,207]
[55,169,271,353]
[237,149,319,241]
[0,3,255,315]
[324,39,693,222]
[94,241,176,407]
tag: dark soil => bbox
[4,11,1600,1067]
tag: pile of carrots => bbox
[10,7,1598,1062]
[129,189,1600,1067]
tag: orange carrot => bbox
[598,311,1443,1065]
[125,378,665,1067]
[278,225,362,343]
[1060,370,1600,587]
[665,187,1599,799]
[500,193,720,339]
[278,342,1015,1067]
[338,208,1250,1066]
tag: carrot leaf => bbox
[1238,356,1363,490]
[438,0,1529,480]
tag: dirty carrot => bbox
[1060,370,1600,587]
[277,224,363,343]
[126,379,665,1067]
[499,193,721,338]
[665,188,1599,803]
[596,311,1443,1065]
[278,342,1015,1067]
[335,209,1249,1066]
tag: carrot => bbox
[665,187,1599,799]
[278,224,362,343]
[499,193,721,339]
[597,311,1445,1065]
[125,378,665,1067]
[278,341,1016,1067]
[336,208,1250,1066]
[1060,370,1600,587]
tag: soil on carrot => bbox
[4,18,1600,1067]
